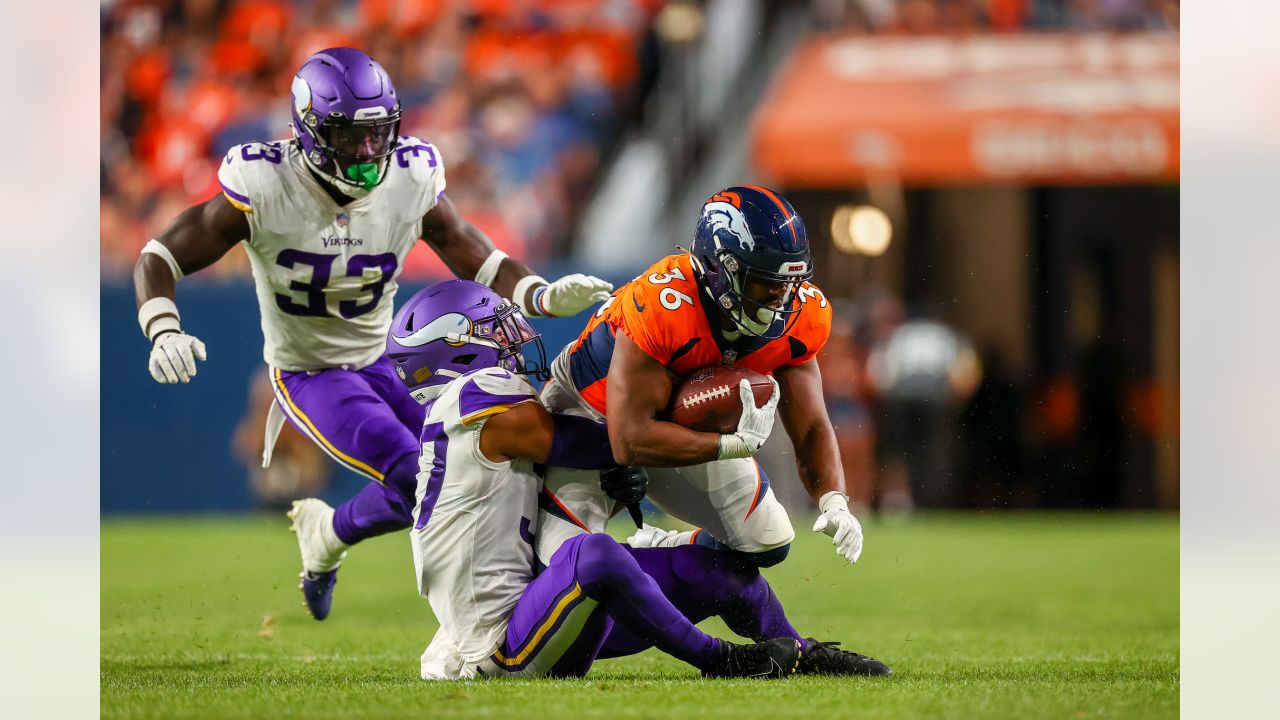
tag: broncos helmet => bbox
[386,280,549,403]
[290,48,401,193]
[689,185,812,340]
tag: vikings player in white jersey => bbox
[132,48,613,619]
[382,279,862,680]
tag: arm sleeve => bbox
[544,414,616,470]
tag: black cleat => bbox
[796,639,892,676]
[703,637,802,679]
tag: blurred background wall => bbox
[100,0,1179,515]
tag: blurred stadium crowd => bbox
[813,0,1177,33]
[100,0,1178,281]
[101,0,665,280]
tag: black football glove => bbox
[600,465,648,506]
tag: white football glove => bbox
[626,524,691,549]
[537,274,613,317]
[717,377,781,460]
[149,332,208,384]
[812,491,864,564]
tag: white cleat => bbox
[626,523,695,549]
[287,499,349,573]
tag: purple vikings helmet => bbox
[689,185,812,340]
[386,280,549,402]
[290,48,401,192]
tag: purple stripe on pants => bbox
[486,535,599,675]
[273,356,426,480]
[484,535,723,678]
[274,356,427,545]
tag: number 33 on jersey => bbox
[217,136,445,371]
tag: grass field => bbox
[101,512,1178,719]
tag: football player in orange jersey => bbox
[536,185,865,576]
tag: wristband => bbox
[716,433,752,460]
[141,239,184,280]
[532,285,551,316]
[818,490,850,514]
[513,274,549,317]
[473,249,508,288]
[138,297,182,341]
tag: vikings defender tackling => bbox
[387,280,888,679]
[132,48,612,619]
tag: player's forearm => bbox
[427,220,494,280]
[793,424,847,502]
[610,419,720,467]
[488,255,542,310]
[448,238,545,315]
[138,199,244,298]
[133,254,176,307]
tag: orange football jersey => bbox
[564,253,833,414]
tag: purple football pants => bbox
[269,357,421,545]
[597,545,804,659]
[477,535,803,677]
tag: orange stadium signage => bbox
[750,33,1179,186]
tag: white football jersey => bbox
[409,366,541,678]
[216,137,446,371]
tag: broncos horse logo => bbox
[702,199,755,252]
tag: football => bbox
[668,365,775,433]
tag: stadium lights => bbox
[831,205,893,257]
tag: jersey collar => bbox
[695,284,775,361]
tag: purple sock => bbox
[331,454,417,545]
[598,545,805,659]
[572,534,723,669]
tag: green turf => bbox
[101,512,1178,719]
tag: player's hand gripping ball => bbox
[669,365,776,434]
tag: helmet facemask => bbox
[300,111,400,193]
[468,301,550,381]
[387,286,550,405]
[714,252,810,340]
